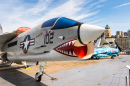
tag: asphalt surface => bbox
[0,55,129,86]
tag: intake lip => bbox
[78,24,105,45]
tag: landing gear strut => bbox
[111,55,114,59]
[35,62,44,82]
[21,61,30,69]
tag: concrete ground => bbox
[0,55,129,86]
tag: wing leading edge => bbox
[0,31,16,51]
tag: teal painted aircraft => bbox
[91,38,121,59]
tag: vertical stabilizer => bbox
[0,24,3,35]
[95,37,101,48]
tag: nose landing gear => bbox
[35,62,44,82]
[35,72,42,82]
[35,61,57,82]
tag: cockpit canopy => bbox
[41,17,81,29]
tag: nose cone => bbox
[78,24,105,45]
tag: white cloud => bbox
[114,3,130,8]
[25,0,52,15]
[88,18,104,24]
[74,11,99,20]
[0,0,107,33]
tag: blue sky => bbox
[0,0,130,35]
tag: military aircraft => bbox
[0,17,104,82]
[91,38,120,59]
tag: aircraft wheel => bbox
[96,58,99,60]
[111,56,114,59]
[35,72,42,82]
[91,56,94,59]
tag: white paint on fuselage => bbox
[2,24,79,61]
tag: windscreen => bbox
[53,17,80,29]
[41,18,59,28]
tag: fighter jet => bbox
[0,17,104,82]
[91,38,120,59]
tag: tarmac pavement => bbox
[0,55,129,86]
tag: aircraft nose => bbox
[78,24,105,45]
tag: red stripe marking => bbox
[30,41,34,43]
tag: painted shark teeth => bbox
[54,40,77,57]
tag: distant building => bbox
[124,32,128,37]
[111,35,116,38]
[116,31,124,37]
[115,37,130,50]
[115,35,119,38]
[121,31,124,37]
[116,31,121,36]
[128,29,130,37]
[104,24,111,38]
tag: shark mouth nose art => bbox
[53,40,88,58]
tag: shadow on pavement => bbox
[0,66,47,86]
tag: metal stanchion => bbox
[129,69,130,86]
[126,65,130,86]
[126,76,128,86]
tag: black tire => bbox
[111,56,114,59]
[96,58,99,60]
[35,73,42,82]
[91,56,94,59]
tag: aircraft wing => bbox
[0,31,16,43]
[0,31,16,48]
[0,28,28,46]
